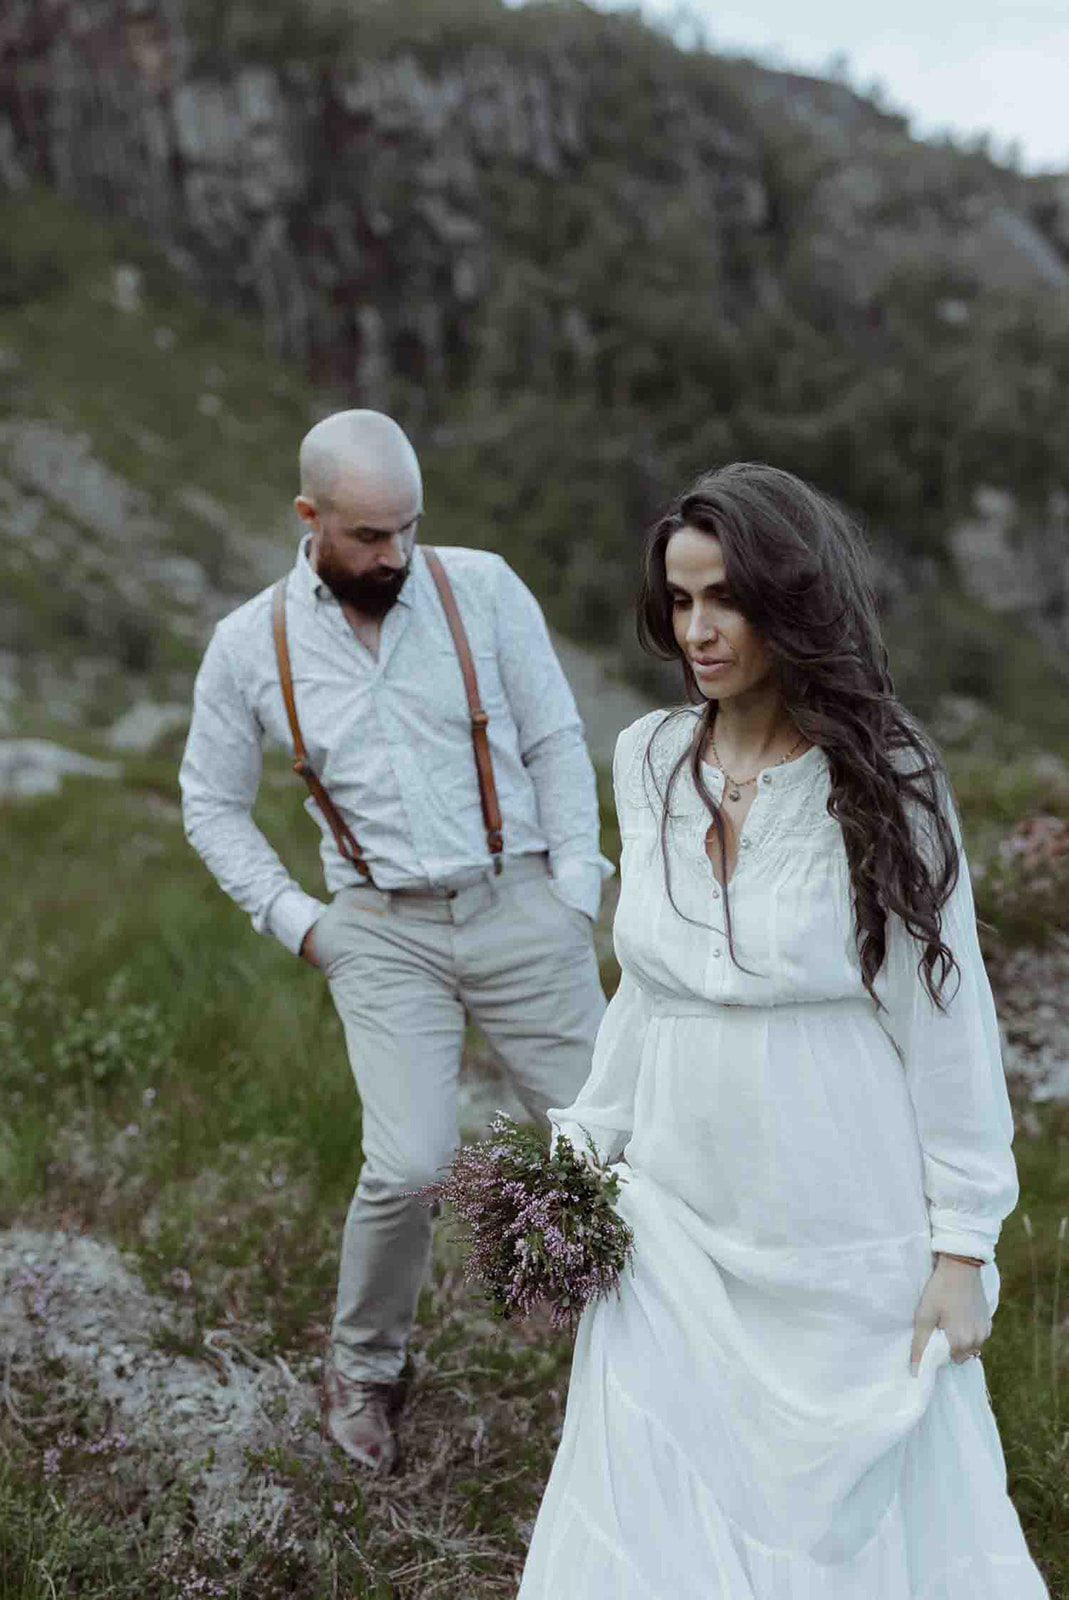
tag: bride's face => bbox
[665,526,775,702]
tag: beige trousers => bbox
[311,855,606,1383]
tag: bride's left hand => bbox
[910,1256,991,1376]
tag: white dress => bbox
[518,710,1047,1600]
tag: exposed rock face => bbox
[2,0,1065,398]
[950,485,1069,653]
[0,0,753,386]
[106,699,190,752]
[731,66,1069,301]
[0,739,121,797]
[1,1228,320,1537]
[2,421,158,547]
[0,418,239,711]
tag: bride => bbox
[518,464,1048,1598]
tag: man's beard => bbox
[317,550,411,617]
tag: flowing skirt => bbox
[518,1001,1047,1599]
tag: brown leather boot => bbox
[320,1365,406,1471]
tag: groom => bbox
[179,409,609,1471]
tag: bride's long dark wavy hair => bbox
[636,462,960,1008]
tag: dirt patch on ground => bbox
[1,1227,325,1537]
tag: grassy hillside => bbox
[0,189,318,730]
[0,747,1067,1597]
[1,184,1067,755]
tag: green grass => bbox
[985,1119,1069,1598]
[1,750,1068,1594]
[0,1245,574,1600]
[0,761,578,1597]
[4,773,338,1275]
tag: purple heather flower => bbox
[415,1115,633,1326]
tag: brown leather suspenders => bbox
[271,578,372,878]
[270,548,504,882]
[422,548,504,869]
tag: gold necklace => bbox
[709,732,807,803]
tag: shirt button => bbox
[740,838,752,849]
[711,885,720,899]
[761,773,773,785]
[712,948,722,959]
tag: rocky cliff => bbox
[1,0,766,389]
[2,0,1068,724]
[3,0,1067,389]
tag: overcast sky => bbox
[532,1,1069,173]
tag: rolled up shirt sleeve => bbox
[179,629,327,956]
[876,793,1019,1263]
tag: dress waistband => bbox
[650,996,727,1017]
[648,994,875,1019]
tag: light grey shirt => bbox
[179,539,612,955]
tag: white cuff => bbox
[928,1207,999,1263]
[548,854,615,921]
[265,888,329,957]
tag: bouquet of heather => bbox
[417,1114,635,1328]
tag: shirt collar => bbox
[294,533,417,609]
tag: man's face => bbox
[298,469,421,617]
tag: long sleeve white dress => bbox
[518,709,1047,1600]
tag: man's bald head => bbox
[298,409,422,519]
[294,410,423,618]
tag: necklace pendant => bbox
[727,785,741,803]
